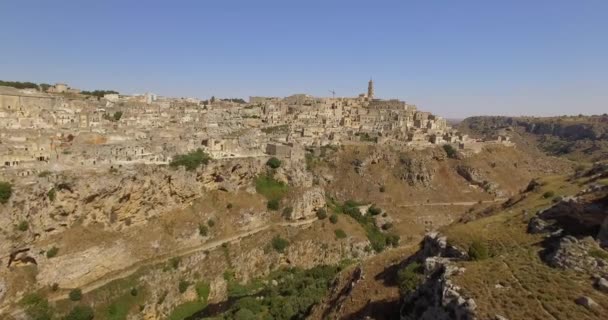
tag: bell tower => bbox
[367,78,374,99]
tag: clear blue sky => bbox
[1,0,606,118]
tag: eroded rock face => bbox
[542,236,608,275]
[398,156,435,187]
[456,165,501,195]
[401,233,474,320]
[289,187,325,220]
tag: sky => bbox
[1,0,607,118]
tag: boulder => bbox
[575,296,599,310]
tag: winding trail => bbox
[47,218,318,302]
[398,198,507,207]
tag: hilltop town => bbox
[0,80,511,176]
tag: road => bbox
[398,198,507,207]
[47,218,318,302]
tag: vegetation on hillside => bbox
[170,149,211,171]
[209,265,340,319]
[255,174,288,202]
[80,90,119,98]
[0,181,13,204]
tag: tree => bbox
[397,262,422,296]
[39,83,51,92]
[266,157,281,169]
[69,288,82,301]
[271,235,290,253]
[199,224,209,236]
[282,206,293,218]
[113,111,123,121]
[170,149,211,171]
[0,181,13,204]
[443,144,458,159]
[329,214,338,224]
[267,199,280,211]
[316,208,327,220]
[178,280,190,293]
[63,305,94,320]
[21,293,54,320]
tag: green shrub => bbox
[199,224,209,236]
[17,221,29,231]
[386,234,400,247]
[169,257,181,269]
[282,206,293,218]
[334,229,347,239]
[227,203,233,209]
[21,293,54,320]
[542,191,555,199]
[208,219,216,227]
[47,188,56,201]
[266,157,281,169]
[0,181,13,204]
[468,240,490,260]
[381,222,393,230]
[130,287,138,296]
[170,149,211,171]
[443,144,458,159]
[46,246,59,258]
[255,174,288,201]
[63,305,94,320]
[397,262,422,295]
[329,214,338,224]
[38,171,51,178]
[267,199,280,211]
[178,280,190,293]
[271,235,290,253]
[367,206,382,216]
[316,208,327,219]
[69,288,82,301]
[195,281,211,302]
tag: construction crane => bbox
[328,90,336,98]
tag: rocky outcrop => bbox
[398,156,435,187]
[400,233,474,320]
[542,235,608,275]
[456,165,501,195]
[289,187,325,220]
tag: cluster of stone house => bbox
[0,80,511,176]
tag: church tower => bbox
[367,78,374,99]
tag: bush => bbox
[316,208,327,219]
[170,149,211,171]
[199,224,209,236]
[130,287,138,296]
[267,199,280,211]
[271,235,290,253]
[379,185,386,193]
[282,206,293,218]
[468,240,490,260]
[47,188,56,201]
[386,234,400,247]
[255,174,288,201]
[367,206,382,216]
[208,219,216,227]
[69,288,82,301]
[381,222,393,230]
[195,281,211,302]
[169,257,181,269]
[329,214,338,224]
[0,181,13,204]
[542,191,555,199]
[397,262,422,295]
[63,305,94,320]
[443,144,458,159]
[46,246,59,258]
[17,221,29,231]
[334,229,347,239]
[38,171,51,178]
[266,157,281,169]
[51,283,59,291]
[178,280,190,293]
[21,293,54,320]
[226,203,233,209]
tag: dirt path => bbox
[47,218,317,302]
[398,198,507,207]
